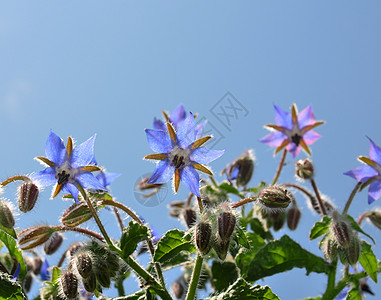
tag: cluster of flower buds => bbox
[324,211,361,265]
[0,199,15,229]
[222,150,255,187]
[194,203,237,260]
[295,158,314,180]
[18,181,39,213]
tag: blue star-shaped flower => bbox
[32,130,106,201]
[144,113,224,197]
[260,104,324,157]
[344,137,381,204]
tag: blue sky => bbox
[1,1,380,299]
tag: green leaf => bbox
[218,182,245,198]
[0,231,27,281]
[0,224,17,239]
[51,266,62,282]
[0,273,26,300]
[244,235,331,282]
[346,288,362,300]
[235,226,250,249]
[154,229,195,263]
[120,221,149,257]
[250,218,273,240]
[236,232,266,276]
[346,215,375,245]
[207,277,279,300]
[211,261,238,292]
[309,216,331,240]
[359,241,378,283]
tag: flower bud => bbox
[214,239,230,261]
[44,232,63,255]
[271,211,286,231]
[257,186,292,210]
[287,203,301,230]
[368,210,381,230]
[195,221,212,256]
[0,200,15,229]
[18,226,55,250]
[68,242,83,257]
[344,235,360,265]
[95,268,111,288]
[76,252,93,278]
[23,272,33,293]
[172,279,185,299]
[223,150,254,187]
[295,158,314,180]
[217,211,236,241]
[61,202,93,227]
[32,256,43,275]
[183,207,197,228]
[82,271,97,293]
[18,182,39,213]
[323,238,338,261]
[61,271,78,299]
[331,213,352,249]
[310,196,335,216]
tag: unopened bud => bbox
[183,207,197,228]
[23,272,33,293]
[105,252,120,278]
[83,271,97,293]
[344,235,361,265]
[61,271,78,299]
[271,211,286,231]
[18,226,54,250]
[257,186,292,210]
[18,182,39,213]
[76,252,93,278]
[222,150,254,187]
[172,280,184,299]
[95,268,111,288]
[195,222,212,256]
[368,210,381,230]
[61,202,93,227]
[287,204,301,230]
[331,213,352,249]
[323,239,338,261]
[214,239,230,261]
[217,211,236,241]
[68,242,82,257]
[295,158,314,180]
[32,257,43,275]
[44,232,63,255]
[310,196,335,216]
[0,200,15,229]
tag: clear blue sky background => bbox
[1,1,380,299]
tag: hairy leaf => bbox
[120,221,149,257]
[211,261,238,292]
[309,216,330,240]
[0,273,26,300]
[359,241,378,283]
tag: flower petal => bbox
[153,118,166,131]
[70,135,96,168]
[96,172,121,187]
[273,104,292,129]
[368,179,381,204]
[62,182,80,201]
[368,137,381,166]
[303,130,321,145]
[147,159,174,184]
[31,167,57,187]
[190,147,225,164]
[145,129,172,153]
[259,131,287,147]
[76,172,107,191]
[286,143,302,158]
[45,130,66,165]
[297,105,316,128]
[177,113,197,148]
[343,165,378,183]
[170,104,187,128]
[179,165,200,196]
[195,120,207,139]
[40,259,50,281]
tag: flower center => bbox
[168,146,190,169]
[57,170,70,185]
[55,162,78,185]
[291,134,302,146]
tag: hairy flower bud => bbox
[257,186,292,210]
[183,207,197,228]
[18,182,39,213]
[195,221,212,256]
[68,242,82,257]
[76,252,93,279]
[310,196,335,216]
[18,226,55,250]
[61,202,93,227]
[331,213,352,249]
[287,203,301,230]
[95,268,111,288]
[32,256,43,275]
[222,150,255,187]
[344,235,361,265]
[271,211,286,231]
[214,239,230,261]
[61,271,78,299]
[44,232,63,255]
[323,238,338,261]
[23,272,33,293]
[0,200,15,229]
[83,271,97,293]
[295,158,314,180]
[368,210,381,230]
[172,279,185,299]
[217,211,236,241]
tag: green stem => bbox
[185,254,203,300]
[0,175,31,187]
[116,277,126,297]
[322,271,367,300]
[271,149,287,185]
[113,207,124,232]
[326,259,337,295]
[310,178,327,216]
[283,183,314,199]
[342,182,362,215]
[55,225,104,242]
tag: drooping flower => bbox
[32,131,107,201]
[153,104,206,139]
[144,113,224,197]
[344,137,381,204]
[260,104,324,157]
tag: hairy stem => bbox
[271,149,287,185]
[185,254,204,300]
[342,182,362,215]
[196,196,204,213]
[55,225,104,242]
[0,175,31,187]
[310,178,327,216]
[113,207,124,232]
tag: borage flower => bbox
[260,103,324,157]
[32,131,106,202]
[144,113,224,197]
[344,137,381,204]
